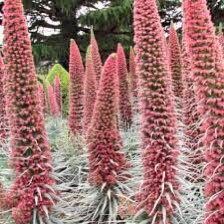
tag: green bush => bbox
[46,63,69,92]
[46,64,70,115]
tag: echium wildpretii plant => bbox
[68,39,84,136]
[168,24,183,101]
[83,46,97,133]
[54,76,62,115]
[90,28,102,87]
[129,47,138,99]
[181,37,202,181]
[117,43,133,128]
[218,24,224,55]
[48,85,60,117]
[183,0,224,223]
[134,0,180,223]
[86,53,130,222]
[38,83,47,115]
[3,0,56,223]
[0,56,8,140]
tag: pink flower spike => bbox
[68,39,84,136]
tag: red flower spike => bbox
[48,85,60,117]
[83,46,97,133]
[38,84,46,115]
[0,182,6,209]
[218,34,224,55]
[87,53,129,187]
[68,39,84,135]
[181,40,202,178]
[117,44,133,128]
[183,0,224,222]
[90,28,102,86]
[0,56,8,140]
[54,76,62,115]
[134,0,180,222]
[3,0,56,223]
[129,47,138,99]
[218,25,224,55]
[168,24,183,99]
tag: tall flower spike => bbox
[68,39,84,135]
[168,24,183,100]
[181,40,202,181]
[90,28,102,86]
[218,24,224,55]
[117,43,133,128]
[87,53,129,187]
[0,182,6,208]
[129,47,138,99]
[48,85,60,117]
[54,75,62,115]
[38,83,46,114]
[3,0,56,223]
[183,0,224,222]
[134,0,179,222]
[0,56,8,140]
[83,46,97,133]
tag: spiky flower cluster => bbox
[218,30,224,54]
[134,0,179,222]
[48,85,60,117]
[3,0,56,223]
[68,39,84,135]
[83,46,97,133]
[90,29,102,86]
[129,47,138,98]
[181,40,202,178]
[219,35,224,48]
[87,54,129,187]
[117,44,133,128]
[0,182,6,209]
[38,84,46,114]
[54,76,62,115]
[168,25,183,99]
[183,0,224,222]
[0,56,8,140]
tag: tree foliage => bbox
[0,0,223,67]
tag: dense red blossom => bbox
[38,84,46,114]
[87,54,129,187]
[0,182,6,209]
[90,28,102,86]
[48,85,60,117]
[3,0,56,223]
[181,40,202,179]
[183,0,224,222]
[129,47,138,98]
[117,44,133,128]
[134,0,180,222]
[218,30,224,55]
[68,39,84,135]
[0,56,8,140]
[83,46,97,133]
[54,76,62,115]
[168,25,183,99]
